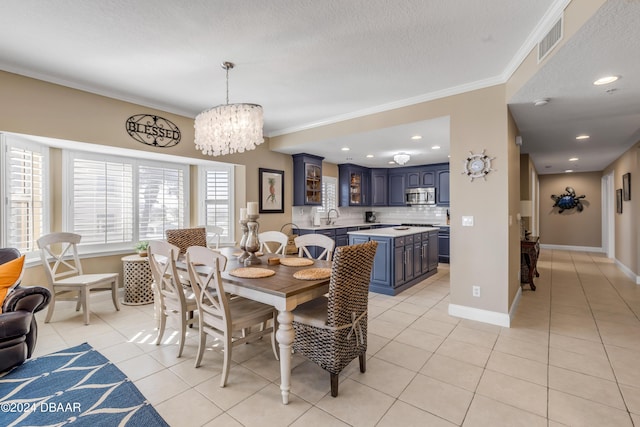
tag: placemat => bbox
[293,267,332,280]
[280,257,314,267]
[229,267,275,278]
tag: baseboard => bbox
[614,259,640,285]
[539,244,604,253]
[448,302,513,328]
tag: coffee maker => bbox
[365,211,376,223]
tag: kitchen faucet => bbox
[326,208,339,225]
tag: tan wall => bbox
[603,141,640,274]
[520,154,540,235]
[538,172,602,248]
[0,70,294,285]
[507,112,522,310]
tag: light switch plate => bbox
[462,216,474,226]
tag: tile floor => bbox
[31,249,640,426]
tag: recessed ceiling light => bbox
[388,161,395,164]
[565,169,574,173]
[576,135,590,140]
[366,154,374,158]
[569,157,579,162]
[533,98,550,106]
[593,75,619,85]
[431,145,441,150]
[341,147,350,151]
[411,135,422,140]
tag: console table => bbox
[121,254,154,305]
[520,236,540,291]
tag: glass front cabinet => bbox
[293,153,324,206]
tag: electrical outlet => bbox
[472,286,481,297]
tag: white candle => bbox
[247,202,258,216]
[240,208,247,220]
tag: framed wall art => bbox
[623,172,631,201]
[617,188,623,214]
[259,168,284,213]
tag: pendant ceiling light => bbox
[194,61,264,156]
[393,153,410,165]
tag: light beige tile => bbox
[606,344,640,387]
[436,339,491,367]
[375,340,432,372]
[227,383,312,427]
[549,347,615,380]
[476,370,547,416]
[134,369,191,405]
[315,378,395,426]
[368,317,406,339]
[194,365,270,411]
[448,326,498,349]
[493,334,548,363]
[463,394,547,427]
[410,316,457,337]
[620,384,640,415]
[168,356,223,387]
[399,374,473,425]
[115,353,166,381]
[202,413,243,427]
[486,351,547,386]
[394,328,445,352]
[349,356,416,398]
[290,407,350,427]
[155,388,222,427]
[549,366,625,410]
[549,389,633,427]
[549,333,606,357]
[99,341,145,363]
[420,353,483,391]
[377,400,456,427]
[376,308,419,327]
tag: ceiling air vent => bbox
[538,15,563,63]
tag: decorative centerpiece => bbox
[238,208,250,262]
[134,240,149,257]
[244,202,262,266]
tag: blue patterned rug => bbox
[0,343,168,426]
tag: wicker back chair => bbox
[148,240,198,357]
[292,240,378,397]
[166,227,207,254]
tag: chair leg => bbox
[156,312,166,345]
[194,327,206,368]
[111,280,121,311]
[220,334,233,388]
[177,314,187,358]
[359,353,366,373]
[82,289,90,325]
[330,373,339,397]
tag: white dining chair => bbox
[258,231,288,255]
[37,232,120,325]
[294,233,336,261]
[205,225,224,249]
[186,246,278,387]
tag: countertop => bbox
[347,226,440,238]
[296,223,394,231]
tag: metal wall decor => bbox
[126,114,181,147]
[551,186,586,213]
[462,149,496,181]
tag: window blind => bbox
[138,165,185,240]
[319,176,337,213]
[203,168,231,238]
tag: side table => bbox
[121,254,154,305]
[520,236,540,291]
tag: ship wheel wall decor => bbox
[462,149,496,181]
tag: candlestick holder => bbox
[238,218,249,262]
[244,214,262,265]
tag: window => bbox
[318,176,337,213]
[65,151,188,251]
[199,165,234,242]
[1,134,49,255]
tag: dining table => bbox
[183,246,332,405]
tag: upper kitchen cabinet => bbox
[293,153,324,206]
[388,169,406,206]
[338,164,370,206]
[435,164,450,206]
[370,168,388,206]
[407,166,435,188]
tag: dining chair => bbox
[37,232,120,325]
[294,233,336,261]
[291,240,378,397]
[204,225,224,249]
[186,246,279,387]
[258,230,288,255]
[148,240,199,357]
[166,227,207,255]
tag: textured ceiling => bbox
[1,1,637,172]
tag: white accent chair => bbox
[205,225,224,249]
[148,240,198,357]
[37,232,120,325]
[258,231,288,255]
[186,246,278,387]
[294,233,336,261]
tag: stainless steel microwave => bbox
[405,187,436,205]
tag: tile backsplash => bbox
[292,205,449,227]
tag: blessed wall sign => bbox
[125,114,181,148]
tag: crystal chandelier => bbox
[194,61,264,156]
[393,153,410,165]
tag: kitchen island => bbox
[348,226,439,295]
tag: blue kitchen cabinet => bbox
[438,227,450,263]
[436,166,450,206]
[370,168,388,206]
[339,164,370,206]
[292,153,324,206]
[388,171,406,206]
